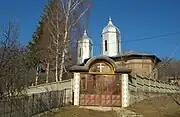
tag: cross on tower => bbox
[97,63,105,72]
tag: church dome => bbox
[79,30,93,44]
[102,17,120,34]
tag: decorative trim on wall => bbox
[121,73,129,107]
[74,72,80,106]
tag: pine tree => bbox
[27,20,46,85]
[27,0,63,84]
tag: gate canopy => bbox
[69,56,131,73]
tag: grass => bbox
[42,106,118,117]
[41,94,180,117]
[128,94,180,117]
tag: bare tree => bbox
[0,19,37,117]
[157,57,180,82]
[45,0,91,81]
[0,19,28,98]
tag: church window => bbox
[105,40,107,51]
[79,48,81,57]
[89,44,92,57]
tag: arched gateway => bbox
[69,56,132,107]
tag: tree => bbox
[157,57,180,82]
[27,19,51,85]
[45,0,91,81]
[0,19,29,98]
[27,0,91,84]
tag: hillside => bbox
[40,94,180,117]
[128,94,180,117]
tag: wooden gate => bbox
[80,74,121,106]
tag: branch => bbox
[68,6,89,30]
[60,0,66,15]
[48,46,62,55]
[69,0,83,14]
[49,31,58,45]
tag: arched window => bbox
[117,39,119,53]
[105,40,107,51]
[79,48,81,57]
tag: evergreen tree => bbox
[27,0,62,84]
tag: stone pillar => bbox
[73,72,80,106]
[121,73,129,107]
[116,68,131,108]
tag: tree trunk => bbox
[35,65,39,86]
[59,49,66,81]
[59,0,71,81]
[46,61,49,83]
[59,26,68,81]
[55,52,58,82]
[55,32,59,82]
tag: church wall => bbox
[109,34,118,56]
[102,33,119,56]
[115,58,158,79]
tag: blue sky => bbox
[1,0,180,59]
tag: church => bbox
[69,17,161,106]
[75,17,161,79]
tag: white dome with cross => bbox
[77,30,93,64]
[102,17,120,34]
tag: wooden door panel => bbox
[80,74,121,106]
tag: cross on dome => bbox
[109,16,112,21]
[82,29,89,39]
[108,16,113,25]
[84,30,87,36]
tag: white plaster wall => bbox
[77,39,92,64]
[26,80,73,95]
[26,80,73,104]
[102,32,120,56]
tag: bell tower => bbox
[102,17,121,56]
[77,30,93,64]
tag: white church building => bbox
[77,17,121,64]
[70,17,161,107]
